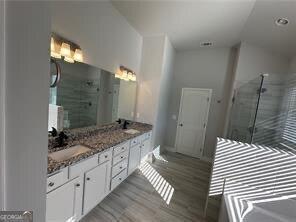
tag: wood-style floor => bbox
[81,152,219,222]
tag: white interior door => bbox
[176,88,212,158]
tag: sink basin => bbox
[124,129,140,134]
[49,145,91,162]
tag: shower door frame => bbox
[250,74,266,143]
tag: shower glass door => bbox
[252,74,286,146]
[227,76,263,143]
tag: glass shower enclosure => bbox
[227,73,296,150]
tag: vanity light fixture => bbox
[51,33,84,63]
[116,65,137,82]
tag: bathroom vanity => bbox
[47,58,151,222]
[46,122,152,222]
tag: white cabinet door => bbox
[141,139,151,160]
[128,144,141,175]
[83,161,111,214]
[46,177,82,222]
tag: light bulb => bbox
[60,42,71,57]
[64,56,74,63]
[50,37,61,59]
[131,74,136,82]
[51,37,55,51]
[128,72,133,81]
[73,49,83,62]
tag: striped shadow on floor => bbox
[81,151,218,222]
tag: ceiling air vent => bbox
[200,42,213,47]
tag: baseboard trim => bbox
[200,156,213,163]
[164,146,176,152]
[163,146,213,163]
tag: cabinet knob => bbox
[179,123,183,127]
[76,183,80,187]
[48,182,54,187]
[105,155,108,158]
[120,156,123,159]
[86,177,91,181]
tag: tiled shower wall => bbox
[228,73,296,150]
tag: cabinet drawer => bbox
[98,149,112,164]
[112,150,128,166]
[69,154,98,179]
[111,168,127,190]
[47,168,68,193]
[113,141,129,157]
[130,137,139,147]
[112,158,128,178]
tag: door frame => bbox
[175,88,212,158]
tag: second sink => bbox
[49,145,91,162]
[124,129,140,134]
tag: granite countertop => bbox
[48,122,152,175]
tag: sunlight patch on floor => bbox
[152,146,168,162]
[139,162,174,204]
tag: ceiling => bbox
[112,0,296,57]
[241,0,296,57]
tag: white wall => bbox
[289,56,296,73]
[136,36,165,144]
[4,2,50,221]
[136,35,175,149]
[51,1,142,75]
[164,48,236,158]
[0,0,5,210]
[235,42,290,87]
[154,37,175,150]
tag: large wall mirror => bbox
[49,59,137,130]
